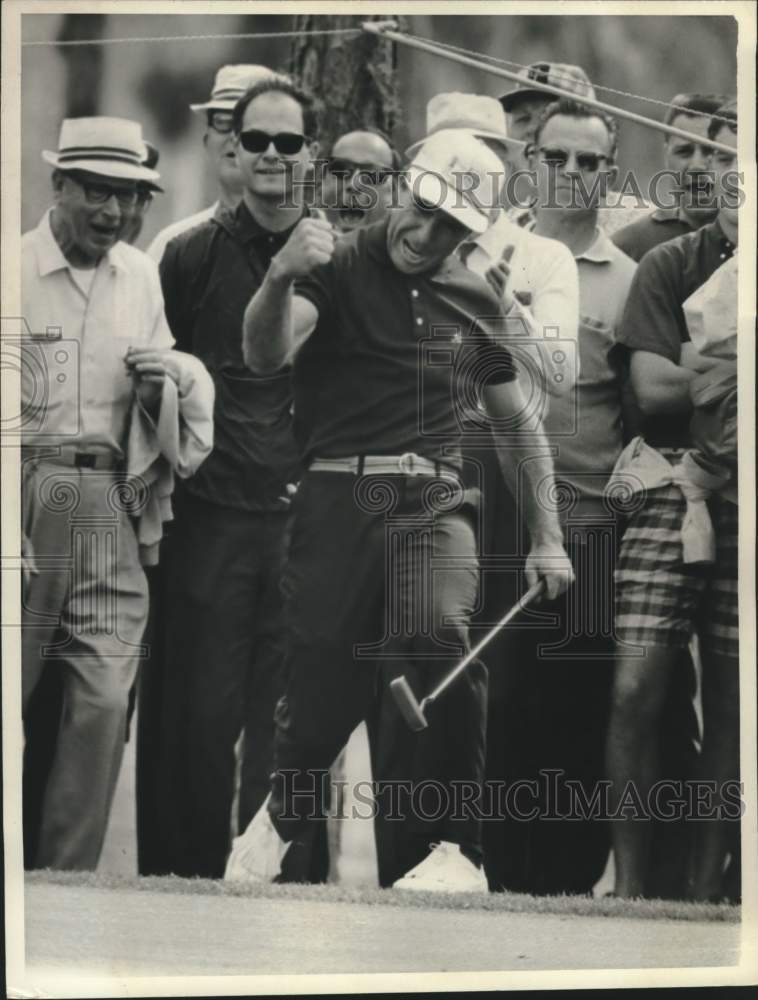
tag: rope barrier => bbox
[363,22,737,155]
[22,27,363,48]
[21,18,737,149]
[412,32,737,127]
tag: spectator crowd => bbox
[19,53,741,904]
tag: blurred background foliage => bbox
[21,12,738,246]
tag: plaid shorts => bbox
[615,482,738,659]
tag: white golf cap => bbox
[42,116,161,183]
[190,64,289,112]
[406,92,525,158]
[406,129,503,235]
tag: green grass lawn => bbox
[26,869,740,924]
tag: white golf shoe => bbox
[224,795,289,884]
[392,841,488,893]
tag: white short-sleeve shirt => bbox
[21,210,174,456]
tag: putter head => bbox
[389,675,428,732]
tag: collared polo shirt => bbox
[159,199,304,512]
[21,210,174,456]
[616,218,736,449]
[293,218,517,467]
[146,201,220,264]
[466,211,579,396]
[539,227,637,502]
[612,205,700,263]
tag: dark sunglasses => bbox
[238,129,308,155]
[325,157,393,186]
[537,146,611,172]
[68,173,138,208]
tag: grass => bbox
[25,869,740,924]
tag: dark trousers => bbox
[483,520,616,895]
[139,491,290,878]
[267,471,486,885]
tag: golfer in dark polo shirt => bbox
[234,130,573,892]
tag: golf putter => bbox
[390,580,546,732]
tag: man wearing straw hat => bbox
[236,130,573,892]
[146,64,286,263]
[20,116,183,870]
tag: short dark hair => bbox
[664,92,725,128]
[330,125,402,171]
[532,97,619,163]
[232,78,317,138]
[707,97,737,141]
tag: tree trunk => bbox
[289,14,406,150]
[57,14,106,118]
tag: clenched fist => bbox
[272,217,336,280]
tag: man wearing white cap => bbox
[361,91,578,889]
[410,92,580,405]
[235,130,573,891]
[146,64,284,262]
[20,117,198,869]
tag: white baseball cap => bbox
[190,64,289,113]
[42,117,161,183]
[406,129,503,235]
[406,92,525,158]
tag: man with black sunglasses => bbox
[236,129,573,892]
[146,76,321,880]
[137,62,287,876]
[146,65,286,263]
[320,128,400,234]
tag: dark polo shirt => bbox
[611,206,699,263]
[616,218,735,448]
[293,218,516,467]
[160,201,304,512]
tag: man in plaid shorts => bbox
[606,99,739,901]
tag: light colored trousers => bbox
[22,457,148,870]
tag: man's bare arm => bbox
[482,379,574,599]
[242,217,335,374]
[629,350,696,417]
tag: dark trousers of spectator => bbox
[138,491,290,878]
[267,471,487,885]
[483,518,616,896]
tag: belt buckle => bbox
[397,452,416,475]
[75,453,97,469]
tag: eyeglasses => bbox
[238,130,308,156]
[325,157,393,186]
[208,111,235,135]
[536,146,612,172]
[68,174,139,208]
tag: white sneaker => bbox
[224,795,289,884]
[392,841,488,893]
